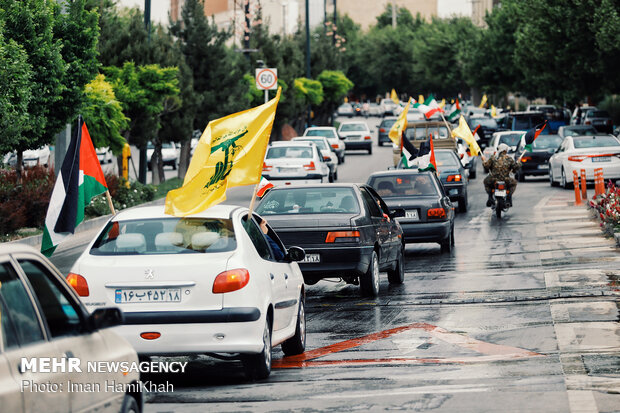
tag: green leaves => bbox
[294,78,324,106]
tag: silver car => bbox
[292,136,339,182]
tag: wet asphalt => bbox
[49,116,620,412]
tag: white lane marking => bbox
[313,384,490,399]
[566,390,598,413]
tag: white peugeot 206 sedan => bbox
[69,205,307,379]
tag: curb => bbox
[5,197,165,248]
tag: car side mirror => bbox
[88,307,124,331]
[287,246,306,262]
[390,208,406,218]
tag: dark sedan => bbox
[367,170,456,253]
[583,110,613,134]
[378,117,397,146]
[467,115,498,148]
[435,149,468,212]
[256,184,404,296]
[515,134,563,181]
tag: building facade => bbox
[325,0,438,29]
[471,0,500,27]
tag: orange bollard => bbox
[593,168,601,196]
[580,169,587,200]
[573,170,582,206]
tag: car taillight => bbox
[325,231,360,243]
[331,144,339,149]
[446,174,462,182]
[364,136,371,140]
[303,161,316,171]
[521,156,532,162]
[140,332,161,340]
[379,128,386,133]
[212,269,250,294]
[427,208,446,219]
[262,162,272,171]
[66,272,89,297]
[459,153,464,159]
[323,156,332,162]
[585,120,591,125]
[568,155,587,162]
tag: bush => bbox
[588,181,620,237]
[0,166,55,236]
[85,176,157,217]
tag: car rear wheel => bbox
[334,170,338,181]
[440,227,453,253]
[329,172,334,183]
[561,168,572,189]
[549,167,559,187]
[120,394,140,413]
[458,195,468,212]
[368,145,373,155]
[360,251,379,297]
[281,295,306,356]
[242,315,272,380]
[387,246,405,284]
[378,140,384,147]
[517,171,525,182]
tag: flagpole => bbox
[105,190,116,215]
[439,111,453,135]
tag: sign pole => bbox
[265,89,269,104]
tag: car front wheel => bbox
[120,394,140,413]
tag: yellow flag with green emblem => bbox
[391,89,399,104]
[451,115,481,156]
[388,97,412,145]
[165,88,281,217]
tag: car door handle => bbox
[284,273,289,280]
[270,273,275,280]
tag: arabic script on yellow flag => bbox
[388,97,412,145]
[451,115,481,156]
[165,87,282,217]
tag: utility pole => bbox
[54,0,70,176]
[305,0,311,127]
[392,0,396,28]
[138,0,152,184]
[333,0,337,45]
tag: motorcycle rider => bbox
[483,143,521,207]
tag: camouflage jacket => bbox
[483,154,521,179]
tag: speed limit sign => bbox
[255,68,278,90]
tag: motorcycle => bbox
[492,180,510,218]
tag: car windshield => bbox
[499,134,522,146]
[573,136,620,149]
[369,174,438,198]
[90,218,236,255]
[590,111,609,118]
[296,139,327,150]
[470,118,498,128]
[380,119,396,128]
[435,151,460,167]
[514,115,545,130]
[306,129,336,139]
[257,187,360,215]
[339,123,368,132]
[532,135,562,149]
[564,126,598,136]
[266,146,314,159]
[339,104,352,110]
[162,142,175,149]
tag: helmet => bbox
[497,143,510,154]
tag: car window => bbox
[257,187,360,215]
[360,188,383,218]
[369,174,438,197]
[0,262,45,346]
[19,260,84,338]
[591,111,609,117]
[90,218,236,255]
[514,117,530,130]
[573,136,620,148]
[499,134,522,146]
[435,151,460,167]
[339,123,368,132]
[532,135,563,149]
[242,216,273,260]
[306,129,336,139]
[0,297,19,350]
[470,118,498,128]
[296,139,327,150]
[380,119,397,128]
[266,146,314,159]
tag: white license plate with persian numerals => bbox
[405,210,419,220]
[115,288,181,303]
[592,157,611,163]
[301,254,320,263]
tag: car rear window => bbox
[257,187,360,215]
[591,111,609,117]
[369,174,438,198]
[573,136,620,149]
[266,146,314,159]
[306,129,336,139]
[564,127,598,136]
[499,133,522,146]
[297,139,327,150]
[405,126,450,140]
[435,151,460,167]
[532,135,562,149]
[469,117,497,129]
[339,123,368,132]
[90,218,236,255]
[380,119,397,128]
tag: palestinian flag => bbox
[415,134,437,172]
[42,117,108,257]
[416,94,444,119]
[256,176,274,197]
[400,132,419,169]
[447,99,461,121]
[523,121,548,152]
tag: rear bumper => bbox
[443,183,466,200]
[296,245,374,281]
[378,134,391,143]
[344,140,372,150]
[113,307,266,355]
[398,220,451,243]
[521,163,549,175]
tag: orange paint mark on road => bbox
[272,322,543,369]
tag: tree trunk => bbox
[16,151,23,183]
[178,140,191,180]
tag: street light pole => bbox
[305,0,311,127]
[392,0,396,28]
[138,0,152,184]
